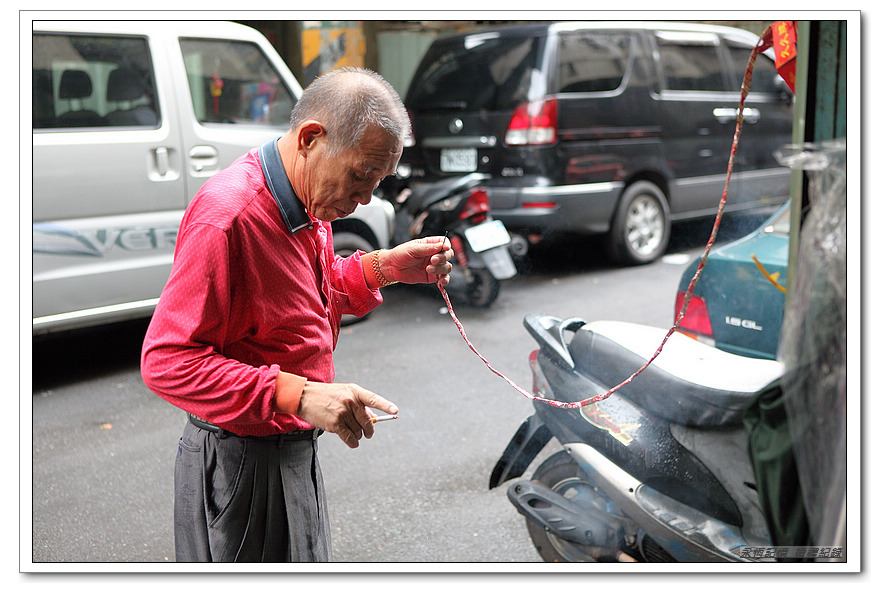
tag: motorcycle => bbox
[489,314,784,562]
[391,173,516,308]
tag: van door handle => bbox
[154,146,170,176]
[742,108,761,124]
[713,107,761,124]
[189,145,219,173]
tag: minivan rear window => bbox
[406,34,542,112]
[180,38,295,126]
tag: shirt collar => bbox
[259,138,312,234]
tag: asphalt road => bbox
[29,216,759,566]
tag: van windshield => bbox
[406,34,542,113]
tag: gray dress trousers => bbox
[173,421,331,562]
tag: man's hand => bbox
[277,377,398,448]
[381,236,454,286]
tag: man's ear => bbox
[297,121,325,156]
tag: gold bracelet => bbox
[371,250,397,287]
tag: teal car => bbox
[675,203,791,360]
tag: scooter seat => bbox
[404,173,489,215]
[568,321,783,427]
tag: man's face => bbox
[300,125,402,222]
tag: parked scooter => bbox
[490,314,784,562]
[392,173,516,307]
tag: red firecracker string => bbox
[439,26,775,409]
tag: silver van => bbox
[32,21,394,334]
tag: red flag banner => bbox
[772,21,797,92]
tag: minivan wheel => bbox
[607,181,670,265]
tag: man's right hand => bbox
[275,372,398,448]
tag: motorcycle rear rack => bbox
[523,313,586,370]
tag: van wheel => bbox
[607,181,670,265]
[333,232,376,326]
[333,231,375,258]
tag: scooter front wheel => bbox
[525,451,631,562]
[464,268,500,307]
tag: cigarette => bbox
[371,414,399,423]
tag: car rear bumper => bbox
[486,180,623,235]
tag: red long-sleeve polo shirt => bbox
[141,143,383,436]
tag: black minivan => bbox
[395,21,793,264]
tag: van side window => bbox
[725,42,783,94]
[556,32,631,93]
[179,38,295,126]
[32,34,159,130]
[655,35,727,92]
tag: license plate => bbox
[440,148,477,172]
[464,220,511,253]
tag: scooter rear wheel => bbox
[464,268,500,307]
[525,451,629,562]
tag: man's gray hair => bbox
[290,67,410,155]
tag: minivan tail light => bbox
[505,98,557,146]
[459,187,490,223]
[675,291,713,338]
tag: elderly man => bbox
[141,68,453,562]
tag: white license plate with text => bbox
[464,220,511,253]
[440,148,477,172]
